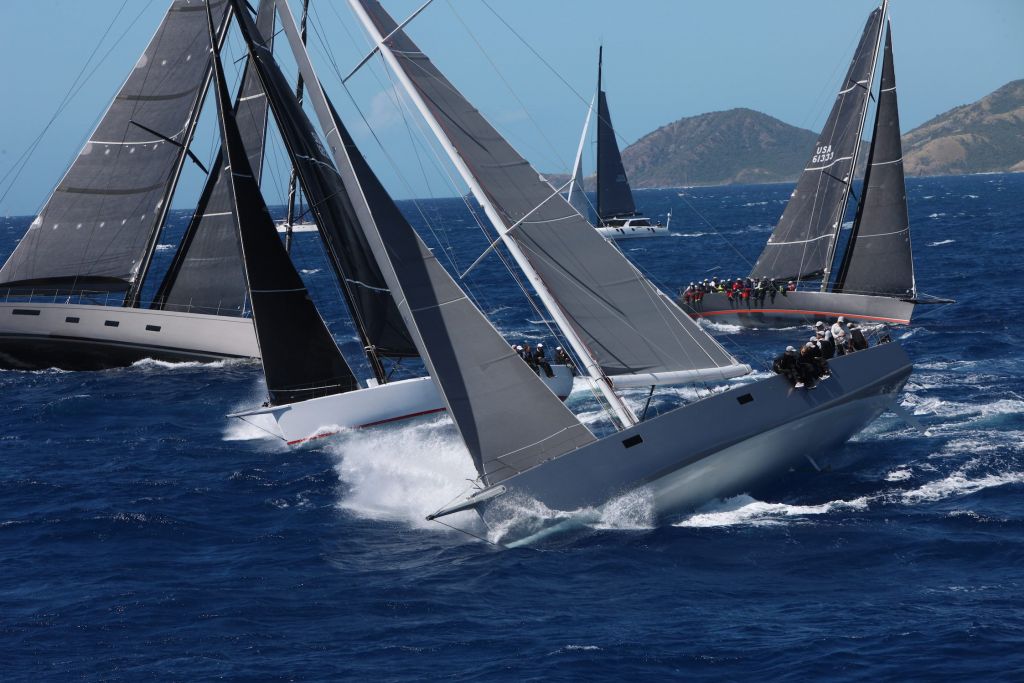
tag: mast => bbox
[820,0,888,292]
[125,4,235,308]
[282,0,310,254]
[348,0,638,428]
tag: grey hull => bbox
[0,302,259,371]
[481,341,911,526]
[680,290,915,328]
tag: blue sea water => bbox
[1,173,1022,680]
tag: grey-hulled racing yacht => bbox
[0,0,261,370]
[682,1,951,328]
[348,0,913,543]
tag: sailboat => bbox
[567,47,669,240]
[682,0,951,327]
[349,0,913,540]
[0,0,260,370]
[222,0,573,445]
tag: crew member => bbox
[848,322,869,351]
[831,317,849,355]
[534,343,554,377]
[772,346,801,387]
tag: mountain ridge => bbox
[557,80,1023,188]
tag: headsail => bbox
[276,0,595,484]
[833,24,915,299]
[0,0,232,295]
[205,3,357,405]
[155,0,278,316]
[566,94,594,221]
[229,0,418,364]
[351,0,748,394]
[595,47,637,222]
[749,5,884,283]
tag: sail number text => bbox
[812,145,835,165]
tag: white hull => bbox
[232,364,576,445]
[275,222,318,233]
[0,301,259,370]
[595,224,669,239]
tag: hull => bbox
[474,341,911,535]
[680,290,915,327]
[0,302,259,371]
[232,364,576,445]
[595,224,669,239]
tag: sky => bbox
[0,0,1021,216]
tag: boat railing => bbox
[1,287,249,317]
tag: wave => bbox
[155,243,175,251]
[670,232,709,238]
[928,213,946,218]
[928,239,955,246]
[697,319,744,334]
[897,467,1024,505]
[674,494,869,528]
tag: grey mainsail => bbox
[595,47,637,222]
[749,6,884,283]
[355,0,745,385]
[229,0,417,364]
[276,0,594,484]
[205,4,357,404]
[0,0,232,295]
[833,25,915,299]
[155,0,277,316]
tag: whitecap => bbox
[675,494,869,528]
[670,232,708,238]
[928,239,955,246]
[898,469,1024,505]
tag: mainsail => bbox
[155,0,278,316]
[595,47,637,222]
[833,24,915,299]
[352,0,747,394]
[0,0,232,295]
[229,1,417,364]
[275,0,594,483]
[205,4,357,404]
[749,5,884,283]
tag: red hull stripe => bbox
[691,308,910,325]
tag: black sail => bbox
[833,25,915,298]
[155,0,277,316]
[229,2,417,361]
[595,48,637,221]
[750,7,883,282]
[0,0,231,294]
[206,9,357,405]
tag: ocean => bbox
[2,173,1022,680]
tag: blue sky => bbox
[0,0,1021,216]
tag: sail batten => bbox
[229,0,417,363]
[155,0,278,316]
[280,0,594,484]
[749,5,884,283]
[833,24,915,298]
[353,0,742,389]
[0,0,233,295]
[206,3,357,405]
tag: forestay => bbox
[750,6,884,283]
[595,48,637,222]
[0,0,232,294]
[834,25,915,299]
[355,0,746,385]
[230,1,417,360]
[275,0,594,484]
[206,6,358,405]
[155,0,278,316]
